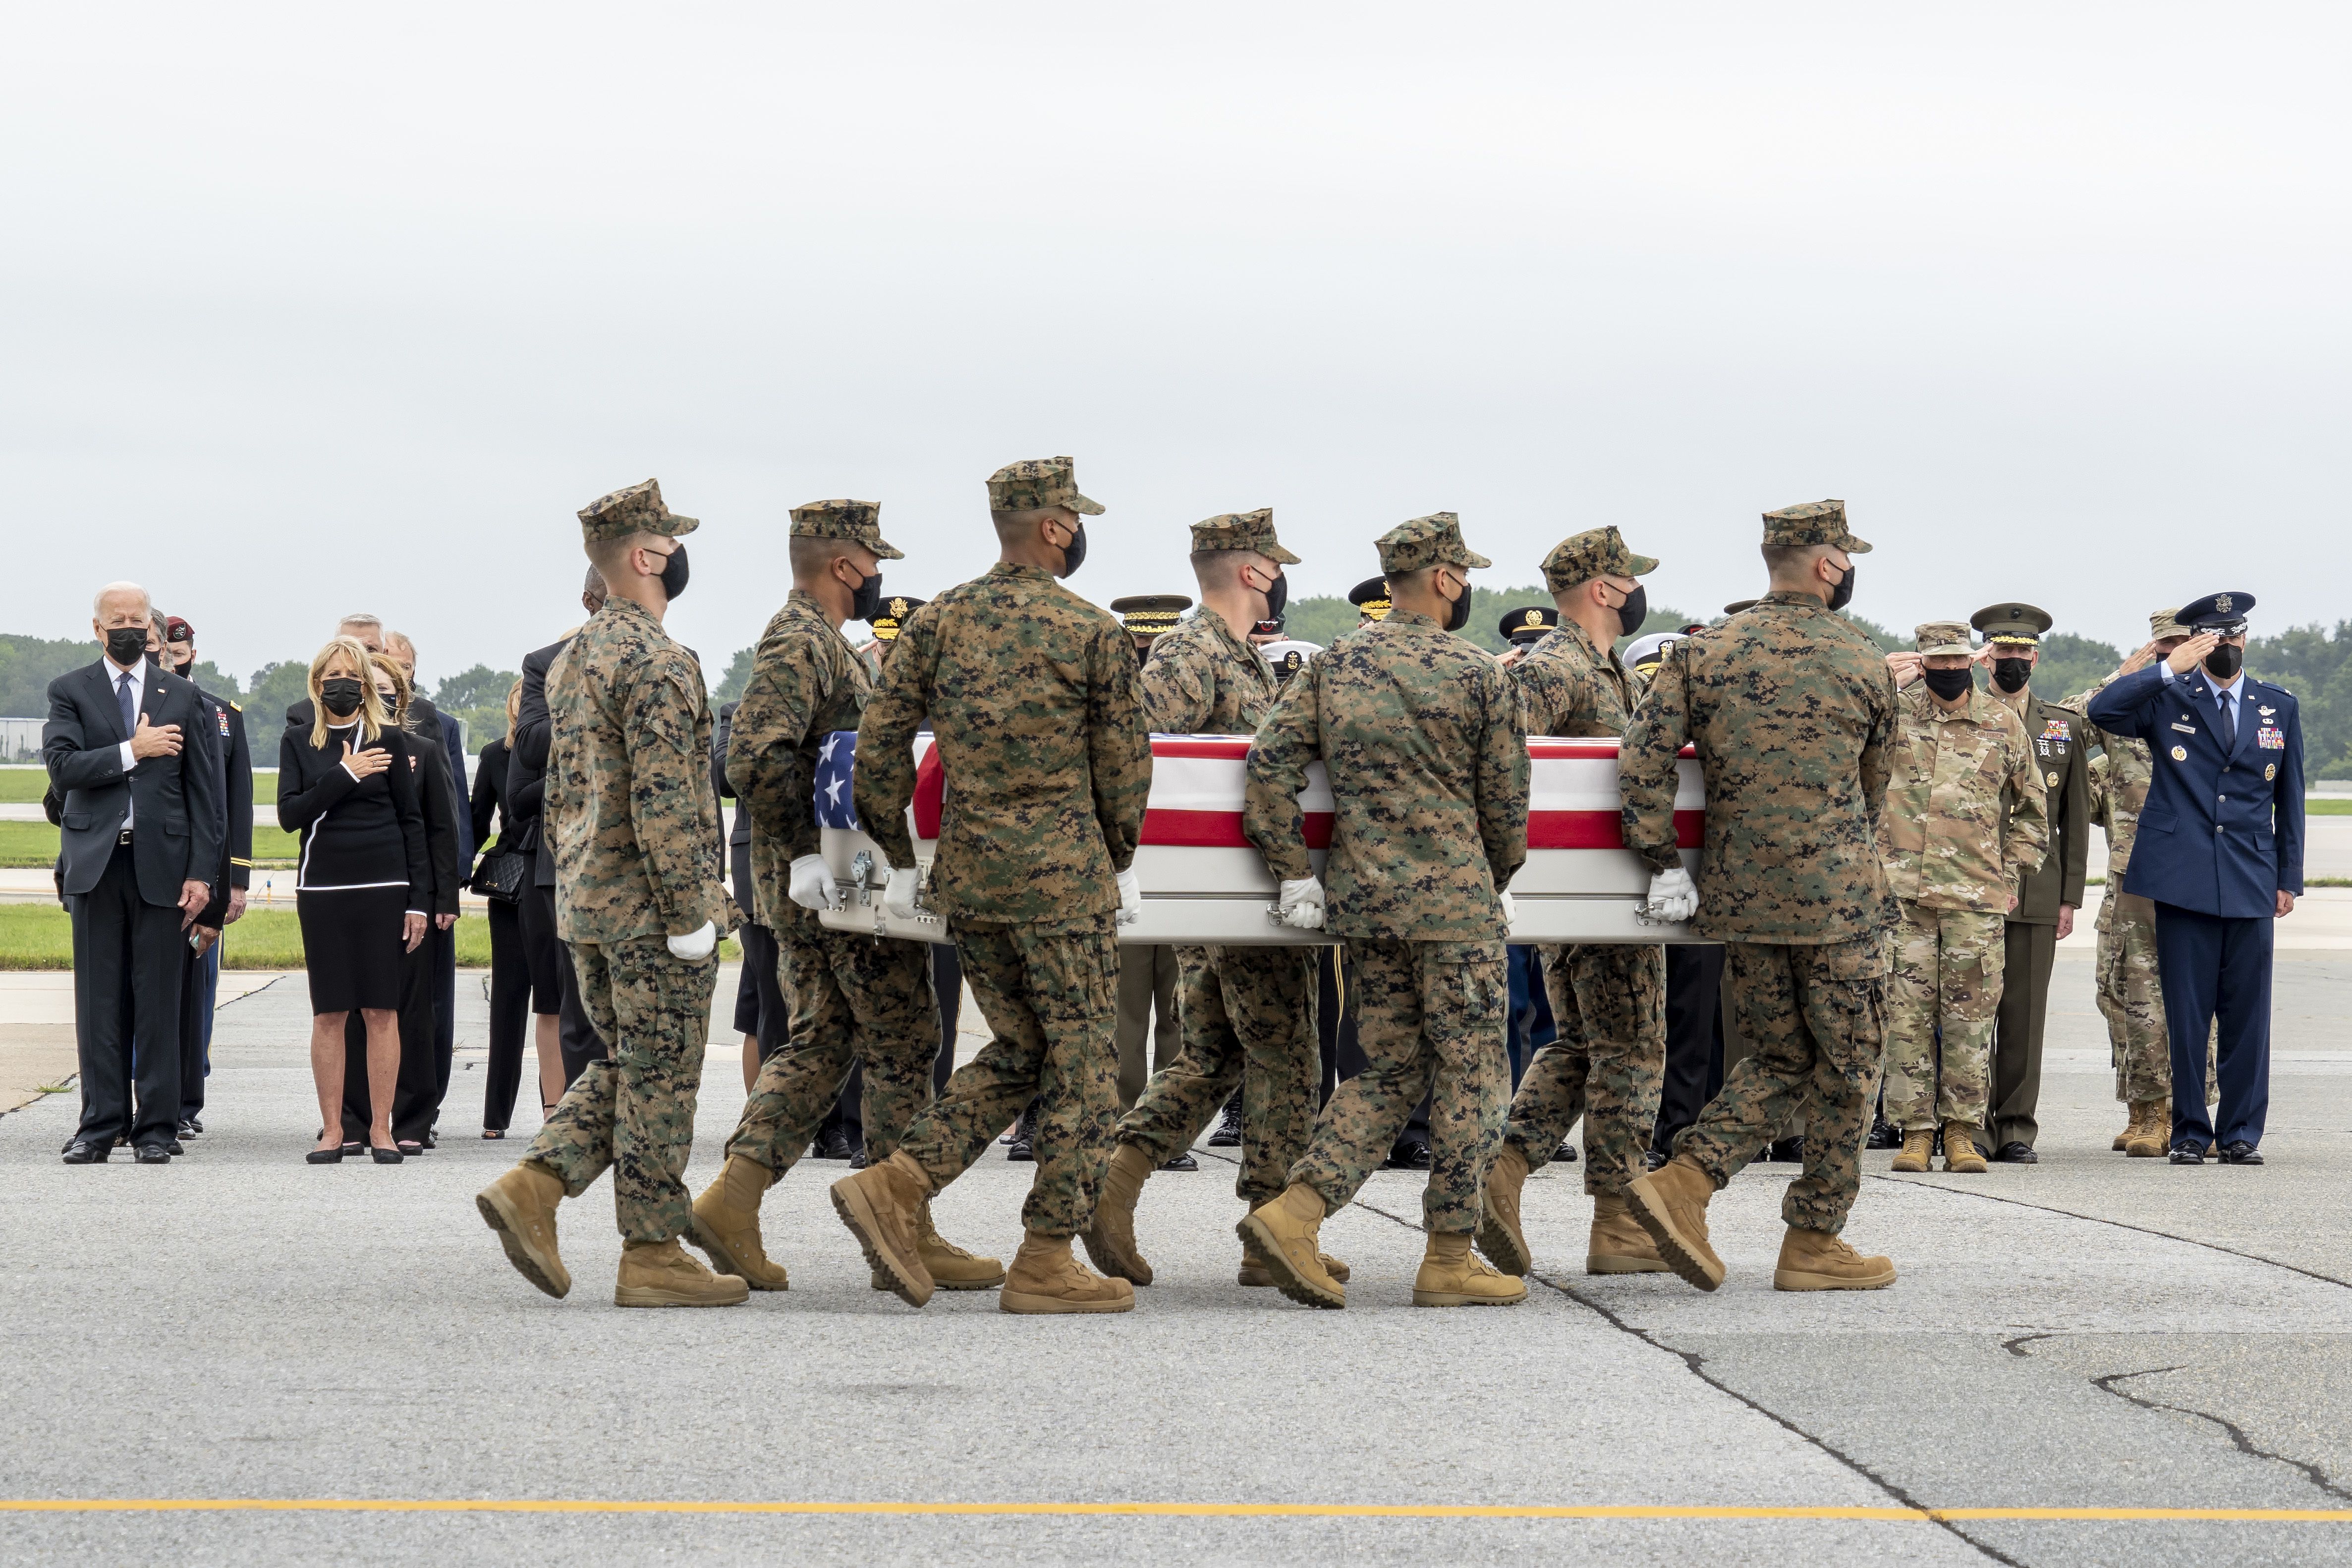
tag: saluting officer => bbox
[2086,592,2303,1165]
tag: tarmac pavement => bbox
[1,953,2349,1565]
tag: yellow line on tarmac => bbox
[1,1499,2351,1523]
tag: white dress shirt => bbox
[104,653,146,829]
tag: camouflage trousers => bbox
[1883,901,2006,1131]
[1118,945,1320,1207]
[2098,893,2218,1105]
[896,921,1121,1240]
[1677,936,1887,1236]
[724,918,938,1177]
[1504,942,1665,1198]
[1290,939,1508,1235]
[525,937,717,1245]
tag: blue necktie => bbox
[117,671,138,742]
[2216,688,2235,752]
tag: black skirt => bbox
[299,886,409,1014]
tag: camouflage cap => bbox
[1761,499,1870,554]
[1914,620,1974,657]
[579,478,699,543]
[1539,526,1660,594]
[788,498,903,561]
[986,455,1104,516]
[1970,602,2051,646]
[1348,576,1392,620]
[1108,594,1191,638]
[2149,605,2189,640]
[1722,599,1759,616]
[1375,511,1491,575]
[1188,507,1300,565]
[870,594,926,641]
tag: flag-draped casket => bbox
[812,732,1704,945]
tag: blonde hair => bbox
[307,637,386,749]
[373,653,415,729]
[505,678,524,728]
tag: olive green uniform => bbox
[1983,683,2089,1152]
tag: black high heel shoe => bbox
[306,1146,344,1164]
[370,1145,404,1165]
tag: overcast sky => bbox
[3,2,2346,688]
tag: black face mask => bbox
[1991,657,2033,694]
[1613,582,1649,638]
[106,626,149,666]
[320,678,365,718]
[1054,522,1087,578]
[1921,667,1974,702]
[847,570,884,624]
[1825,561,1855,613]
[2204,642,2243,681]
[1260,569,1288,621]
[658,542,690,601]
[1443,574,1473,633]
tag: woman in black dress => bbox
[279,638,428,1163]
[470,679,564,1136]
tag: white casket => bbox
[814,733,1704,946]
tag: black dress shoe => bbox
[1554,1140,1579,1163]
[1767,1135,1805,1164]
[1384,1133,1434,1171]
[1643,1147,1668,1172]
[395,1140,424,1157]
[61,1138,111,1165]
[370,1145,404,1164]
[306,1147,344,1164]
[849,1146,869,1169]
[187,1116,204,1134]
[340,1142,362,1158]
[1865,1112,1902,1151]
[133,1144,171,1165]
[2219,1141,2264,1165]
[1206,1093,1244,1148]
[165,1138,185,1156]
[178,1119,201,1138]
[422,1128,438,1150]
[1005,1103,1037,1162]
[1993,1142,2038,1165]
[810,1123,854,1161]
[2170,1142,2207,1165]
[1160,1151,1199,1173]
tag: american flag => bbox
[813,730,860,830]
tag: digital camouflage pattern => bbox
[1506,942,1666,1197]
[984,455,1104,515]
[1510,616,1634,738]
[787,497,903,559]
[544,596,735,945]
[895,924,1122,1238]
[524,938,718,1242]
[1375,511,1491,575]
[1759,498,1870,553]
[1139,607,1279,736]
[1245,609,1527,941]
[1883,903,2005,1130]
[1188,507,1299,563]
[1677,936,1888,1234]
[1881,685,2047,912]
[726,589,872,929]
[1119,945,1321,1206]
[1289,938,1510,1234]
[1539,525,1659,595]
[726,924,938,1174]
[577,477,699,543]
[1619,591,1902,944]
[855,562,1150,931]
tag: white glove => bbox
[1115,867,1142,926]
[1644,867,1698,924]
[1498,888,1517,928]
[666,920,717,960]
[1277,876,1327,931]
[787,854,840,913]
[884,865,923,920]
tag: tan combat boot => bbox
[688,1154,788,1290]
[1624,1154,1724,1291]
[1772,1225,1897,1291]
[1238,1228,1350,1287]
[476,1160,571,1299]
[1079,1141,1158,1285]
[1890,1128,1933,1174]
[2112,1103,2135,1153]
[615,1237,751,1307]
[1413,1230,1528,1307]
[1475,1141,1532,1276]
[1237,1183,1344,1309]
[1587,1192,1670,1275]
[998,1232,1135,1314]
[2125,1099,2170,1159]
[910,1201,1005,1291]
[1943,1122,1987,1174]
[830,1150,935,1307]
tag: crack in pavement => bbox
[2002,1333,2055,1358]
[2084,1364,2352,1503]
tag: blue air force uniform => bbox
[2084,592,2303,1156]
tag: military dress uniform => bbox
[1105,594,1193,1120]
[831,456,1152,1313]
[684,503,999,1294]
[1478,526,1669,1281]
[1240,512,1529,1310]
[1084,510,1327,1289]
[1622,501,1904,1293]
[1880,622,2046,1173]
[476,479,743,1308]
[1971,604,2090,1160]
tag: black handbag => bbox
[468,849,529,903]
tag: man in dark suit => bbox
[511,567,609,1085]
[2087,591,2303,1166]
[46,583,223,1164]
[160,616,252,1138]
[384,629,467,1130]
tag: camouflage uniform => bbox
[1618,501,1901,1236]
[1879,624,2047,1133]
[1114,509,1319,1204]
[1502,526,1666,1200]
[854,457,1151,1239]
[1246,513,1527,1234]
[722,502,941,1180]
[528,480,736,1244]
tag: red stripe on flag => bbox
[912,747,946,839]
[1527,810,1705,850]
[1139,810,1334,849]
